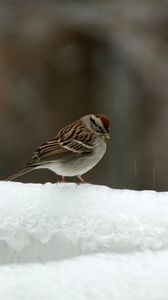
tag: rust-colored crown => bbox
[95,114,111,131]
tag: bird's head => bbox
[82,114,111,140]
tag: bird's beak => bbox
[104,133,110,140]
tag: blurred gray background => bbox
[0,0,168,190]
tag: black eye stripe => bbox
[90,117,104,133]
[90,117,97,127]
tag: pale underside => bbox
[36,138,106,177]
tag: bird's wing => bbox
[29,121,96,165]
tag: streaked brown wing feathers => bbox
[31,139,68,163]
[60,139,93,153]
[30,120,96,164]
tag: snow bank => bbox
[0,182,168,263]
[1,182,168,299]
[1,252,168,300]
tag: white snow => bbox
[1,252,168,300]
[0,181,168,299]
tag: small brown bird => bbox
[5,114,111,183]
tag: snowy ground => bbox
[0,182,168,299]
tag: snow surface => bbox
[0,181,168,299]
[1,252,168,300]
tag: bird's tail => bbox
[4,164,35,181]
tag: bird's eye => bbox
[97,125,104,133]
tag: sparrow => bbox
[5,114,111,183]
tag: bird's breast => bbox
[37,138,107,177]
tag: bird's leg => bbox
[77,175,87,184]
[62,176,66,182]
[58,176,66,183]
